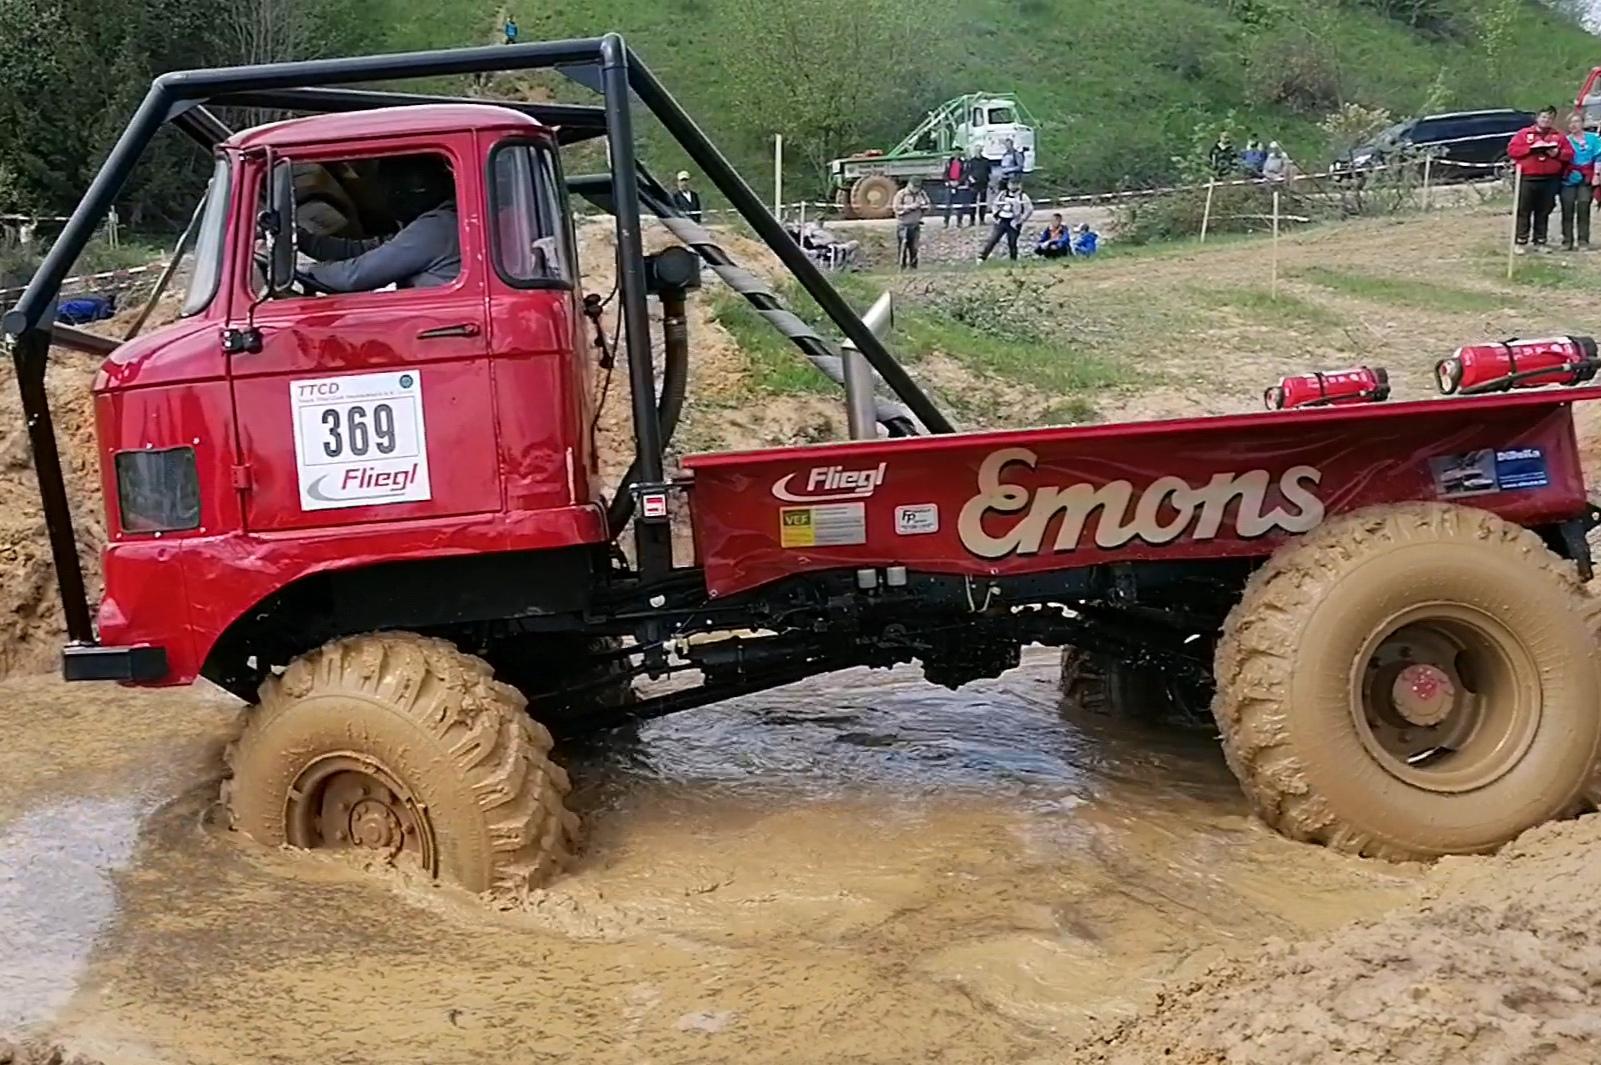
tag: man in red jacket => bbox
[1509,106,1574,252]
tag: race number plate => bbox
[290,370,432,511]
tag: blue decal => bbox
[1494,448,1548,491]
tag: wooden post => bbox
[1508,167,1522,280]
[773,134,783,218]
[1200,177,1217,243]
[1271,188,1281,299]
[1421,155,1433,211]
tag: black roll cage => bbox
[1,34,953,650]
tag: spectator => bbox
[942,152,965,228]
[977,178,1034,263]
[1509,105,1572,253]
[999,137,1026,186]
[1034,213,1072,259]
[964,149,992,226]
[1241,136,1267,177]
[1208,131,1236,177]
[1561,112,1599,251]
[1071,222,1100,257]
[892,178,933,269]
[671,170,703,223]
[503,15,519,44]
[1262,142,1292,183]
[801,217,861,269]
[56,293,116,325]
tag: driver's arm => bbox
[303,212,448,293]
[298,228,386,263]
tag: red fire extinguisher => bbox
[1436,336,1599,395]
[1265,367,1390,410]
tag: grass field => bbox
[370,0,1600,200]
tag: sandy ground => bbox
[5,206,1601,1062]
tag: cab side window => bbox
[256,151,463,297]
[488,141,573,287]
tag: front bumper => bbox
[62,643,169,683]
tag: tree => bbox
[716,0,957,189]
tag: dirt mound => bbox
[1071,813,1601,1064]
[0,350,104,680]
[0,1038,101,1065]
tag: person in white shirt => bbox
[976,179,1035,262]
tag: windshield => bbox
[179,155,232,317]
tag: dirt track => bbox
[4,207,1601,1062]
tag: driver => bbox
[297,157,460,292]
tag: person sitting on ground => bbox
[1208,131,1236,176]
[1034,213,1072,258]
[1240,136,1267,177]
[800,217,861,268]
[1261,142,1292,183]
[298,158,460,292]
[1070,222,1099,257]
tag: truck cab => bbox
[958,94,1036,170]
[92,105,609,690]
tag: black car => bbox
[1331,109,1533,182]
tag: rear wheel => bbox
[224,632,578,893]
[849,175,898,219]
[1213,503,1601,860]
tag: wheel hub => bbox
[1352,608,1540,793]
[285,755,434,871]
[1390,663,1456,727]
[349,798,405,853]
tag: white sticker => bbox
[290,370,431,511]
[780,502,866,548]
[895,503,940,536]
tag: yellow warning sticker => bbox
[779,503,866,548]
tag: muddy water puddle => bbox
[0,650,1420,1064]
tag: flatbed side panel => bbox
[687,401,1587,599]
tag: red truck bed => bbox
[684,389,1600,599]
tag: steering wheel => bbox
[252,253,335,296]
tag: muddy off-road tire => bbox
[849,175,898,220]
[224,633,578,893]
[1214,502,1601,860]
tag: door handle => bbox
[417,323,480,339]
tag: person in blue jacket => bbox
[1561,111,1600,250]
[1070,222,1099,257]
[1034,213,1072,258]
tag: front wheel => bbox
[224,633,578,893]
[1213,503,1601,860]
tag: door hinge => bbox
[231,463,253,490]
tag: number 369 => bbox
[320,403,397,458]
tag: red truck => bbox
[8,37,1601,893]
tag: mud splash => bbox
[0,651,1417,1064]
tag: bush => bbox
[1247,36,1341,115]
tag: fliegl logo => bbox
[306,462,422,504]
[772,461,888,503]
[956,448,1325,559]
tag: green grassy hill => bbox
[373,0,1598,196]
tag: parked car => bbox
[1330,109,1533,182]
